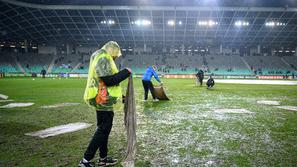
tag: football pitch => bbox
[0,77,296,166]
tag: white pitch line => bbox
[25,122,92,138]
[214,79,297,85]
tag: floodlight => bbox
[198,20,218,26]
[235,21,242,26]
[235,21,249,27]
[107,20,115,25]
[133,19,151,26]
[100,20,114,25]
[267,21,286,27]
[168,20,175,26]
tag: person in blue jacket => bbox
[142,65,162,101]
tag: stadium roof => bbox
[6,0,297,7]
[1,0,297,48]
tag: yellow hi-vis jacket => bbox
[84,49,122,111]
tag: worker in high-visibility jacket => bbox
[79,41,131,167]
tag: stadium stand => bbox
[16,53,52,74]
[1,51,296,76]
[205,55,252,75]
[0,52,20,73]
[244,55,293,75]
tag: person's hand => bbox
[125,68,132,74]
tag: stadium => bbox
[0,0,297,166]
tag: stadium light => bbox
[100,20,115,25]
[265,22,275,27]
[178,21,182,25]
[10,45,15,48]
[167,20,175,26]
[108,20,115,25]
[265,21,286,27]
[235,21,249,27]
[132,19,151,26]
[198,20,218,27]
[0,44,4,47]
[32,46,37,49]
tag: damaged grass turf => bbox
[0,78,296,166]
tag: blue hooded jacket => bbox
[142,66,161,83]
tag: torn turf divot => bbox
[275,106,297,112]
[40,103,80,108]
[0,94,8,99]
[257,100,280,106]
[0,103,34,108]
[25,122,92,138]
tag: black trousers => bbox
[84,111,114,161]
[207,82,214,88]
[142,80,156,100]
[198,77,203,86]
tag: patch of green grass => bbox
[0,77,297,166]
